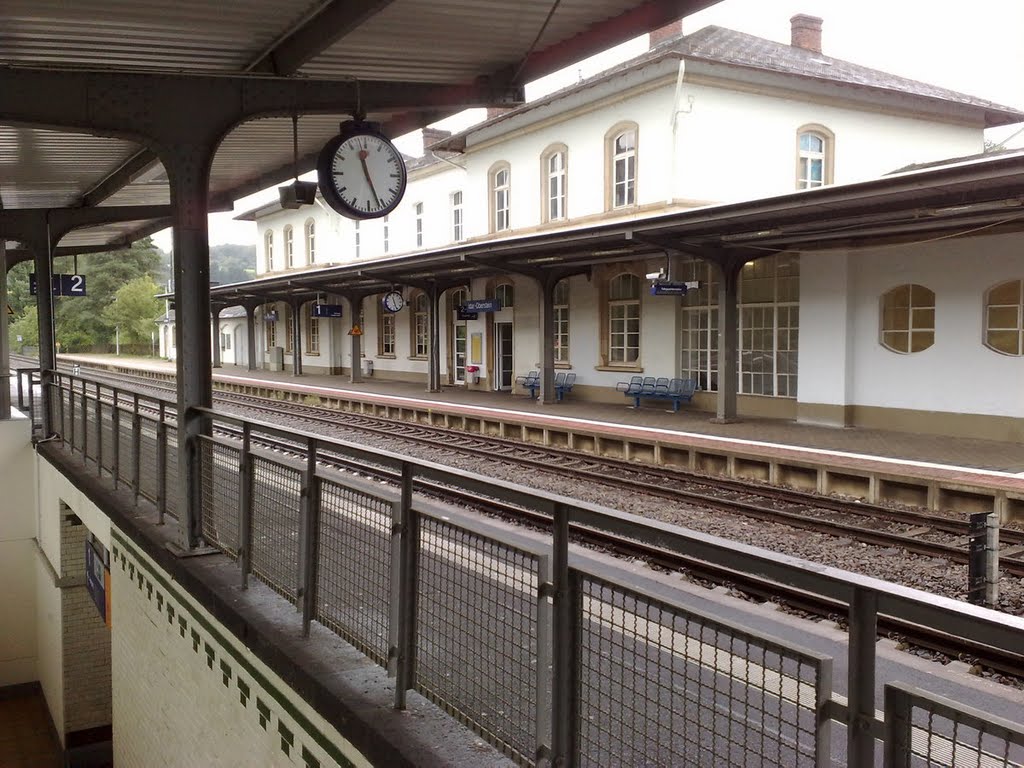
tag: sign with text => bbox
[85,540,111,628]
[30,273,87,297]
[311,304,343,318]
[462,299,500,313]
[456,308,478,321]
[650,280,699,296]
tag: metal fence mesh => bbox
[415,515,541,766]
[577,573,827,768]
[314,478,393,666]
[199,437,242,559]
[137,414,160,504]
[250,453,302,602]
[164,423,179,520]
[887,684,1024,768]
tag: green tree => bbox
[102,276,163,346]
[7,305,39,352]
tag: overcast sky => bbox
[153,0,1024,251]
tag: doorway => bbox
[494,322,513,390]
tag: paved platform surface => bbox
[60,354,1024,476]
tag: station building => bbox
[190,17,1024,441]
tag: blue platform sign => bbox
[85,540,111,628]
[311,304,344,318]
[457,308,478,321]
[29,273,87,297]
[650,280,699,296]
[462,299,500,313]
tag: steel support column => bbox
[538,276,557,405]
[0,240,10,420]
[211,305,222,369]
[427,283,441,392]
[713,259,743,423]
[245,303,257,371]
[291,299,303,376]
[166,148,215,551]
[34,239,57,436]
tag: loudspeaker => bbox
[278,180,318,208]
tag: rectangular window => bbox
[553,279,570,363]
[285,306,294,353]
[380,313,395,356]
[383,216,389,254]
[220,332,231,350]
[265,314,277,350]
[354,221,360,258]
[609,303,640,363]
[307,316,320,354]
[415,312,428,357]
[547,151,566,221]
[415,202,423,248]
[612,130,636,208]
[452,191,463,242]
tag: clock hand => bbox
[358,150,382,208]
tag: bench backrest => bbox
[669,378,697,396]
[554,371,566,385]
[562,372,576,387]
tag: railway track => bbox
[47,358,1024,579]
[22,358,1024,678]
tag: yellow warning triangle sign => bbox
[348,324,363,336]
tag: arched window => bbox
[264,303,277,349]
[495,283,514,309]
[490,162,511,232]
[414,202,424,248]
[606,123,638,209]
[284,225,294,268]
[796,124,834,189]
[984,279,1023,356]
[305,219,315,264]
[553,279,570,363]
[411,292,429,357]
[378,294,396,357]
[264,230,274,272]
[541,144,568,222]
[880,284,935,354]
[608,273,641,363]
[451,190,464,242]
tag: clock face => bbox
[382,290,405,313]
[317,127,407,219]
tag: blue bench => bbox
[616,376,697,412]
[520,371,576,401]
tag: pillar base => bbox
[709,417,742,425]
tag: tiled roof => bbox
[432,22,1023,151]
[671,25,1023,118]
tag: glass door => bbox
[494,322,513,389]
[454,323,467,383]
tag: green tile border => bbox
[112,531,358,768]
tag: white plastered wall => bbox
[0,413,38,686]
[798,233,1024,418]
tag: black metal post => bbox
[848,587,878,767]
[393,461,418,708]
[238,421,253,589]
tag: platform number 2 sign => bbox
[29,273,88,297]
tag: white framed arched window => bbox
[305,219,315,264]
[796,124,834,189]
[608,273,641,363]
[880,284,935,354]
[284,225,295,268]
[541,144,568,222]
[984,279,1023,356]
[264,230,274,272]
[489,162,511,232]
[606,123,638,210]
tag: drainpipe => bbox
[668,58,694,205]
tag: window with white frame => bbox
[609,126,637,209]
[985,279,1023,356]
[383,216,390,254]
[797,126,833,189]
[495,282,514,309]
[284,305,294,352]
[306,313,320,354]
[354,220,360,258]
[305,220,315,264]
[284,225,295,268]
[678,254,800,396]
[553,279,570,363]
[264,230,274,271]
[265,305,277,349]
[490,163,511,232]
[608,273,641,364]
[880,284,934,354]
[452,190,464,242]
[379,310,396,356]
[412,293,429,357]
[220,332,231,350]
[415,202,423,248]
[543,146,567,222]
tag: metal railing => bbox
[42,372,1024,768]
[12,366,43,434]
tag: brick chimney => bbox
[650,18,683,48]
[486,106,512,120]
[421,127,451,153]
[790,14,823,53]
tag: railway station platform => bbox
[57,354,1024,522]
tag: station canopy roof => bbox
[0,0,721,256]
[209,150,1024,306]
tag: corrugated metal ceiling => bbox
[1,0,718,251]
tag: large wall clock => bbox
[317,121,407,219]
